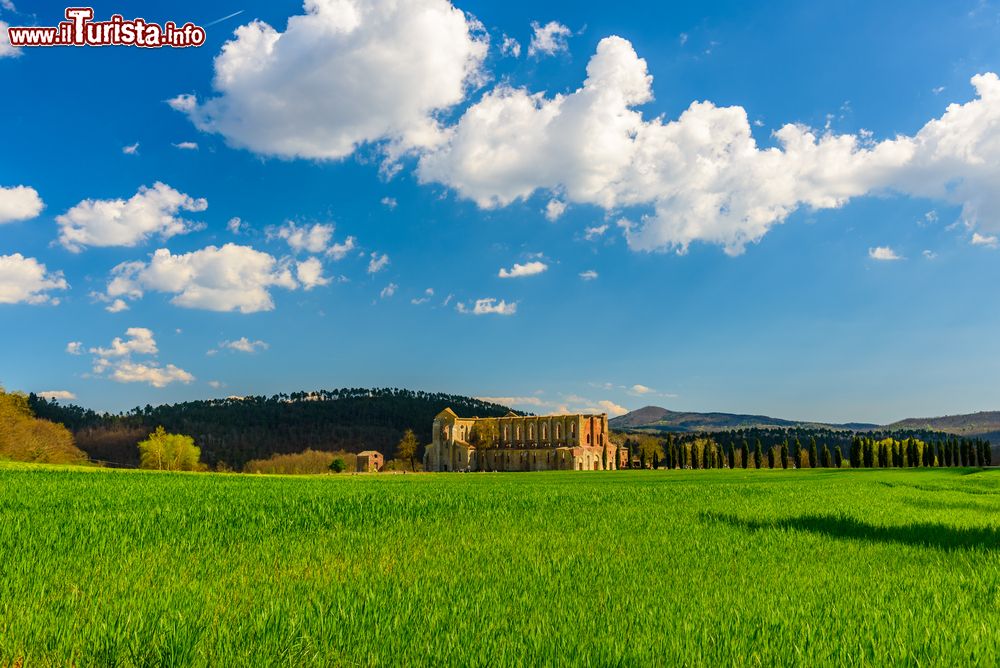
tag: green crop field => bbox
[0,464,997,666]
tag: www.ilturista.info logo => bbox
[6,8,206,48]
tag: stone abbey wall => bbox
[424,408,617,472]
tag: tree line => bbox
[619,429,993,469]
[29,388,518,469]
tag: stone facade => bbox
[423,408,618,472]
[357,450,384,472]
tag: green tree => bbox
[808,437,818,471]
[821,444,832,468]
[753,439,763,469]
[329,457,346,473]
[396,428,420,471]
[137,426,202,471]
[834,448,843,468]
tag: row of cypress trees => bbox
[647,434,992,470]
[848,436,992,468]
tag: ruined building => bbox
[423,408,619,472]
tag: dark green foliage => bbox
[29,389,522,470]
[329,458,346,473]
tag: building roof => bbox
[358,450,382,457]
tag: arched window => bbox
[529,424,534,440]
[515,425,521,440]
[555,424,561,440]
[587,433,592,445]
[542,424,547,440]
[503,426,508,441]
[570,423,576,438]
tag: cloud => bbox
[528,20,571,57]
[90,327,158,357]
[103,244,297,313]
[66,341,83,355]
[296,257,331,289]
[36,390,76,401]
[380,282,397,299]
[596,399,629,416]
[629,384,653,395]
[86,328,193,388]
[456,297,517,315]
[0,21,21,58]
[411,287,434,304]
[171,0,488,161]
[105,298,129,313]
[56,182,207,252]
[869,246,902,261]
[584,224,608,240]
[922,249,937,260]
[0,254,68,305]
[271,221,333,254]
[500,35,521,58]
[0,185,44,224]
[381,196,398,209]
[419,37,1000,255]
[579,269,598,280]
[110,362,194,388]
[271,221,356,262]
[544,199,566,221]
[498,260,547,278]
[226,217,245,234]
[476,395,547,407]
[971,232,998,248]
[122,143,140,155]
[218,337,269,353]
[368,252,390,274]
[173,141,199,150]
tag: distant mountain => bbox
[611,405,874,433]
[886,411,1000,443]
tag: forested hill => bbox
[29,389,521,469]
[609,406,878,432]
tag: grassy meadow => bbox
[0,464,997,666]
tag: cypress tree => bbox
[754,439,763,469]
[809,437,819,470]
[741,439,750,469]
[985,441,993,466]
[821,444,831,468]
[781,442,790,469]
[652,451,659,470]
[834,448,843,468]
[850,436,861,468]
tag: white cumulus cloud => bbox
[0,254,68,305]
[498,261,547,278]
[86,328,193,388]
[296,257,331,289]
[56,182,207,252]
[419,36,1000,255]
[66,341,83,355]
[0,185,44,224]
[528,20,571,57]
[110,362,194,388]
[103,244,297,313]
[544,199,566,221]
[579,269,598,280]
[0,21,22,58]
[971,232,998,248]
[218,337,269,353]
[869,246,903,261]
[171,0,489,161]
[456,297,517,315]
[36,390,76,401]
[368,252,390,274]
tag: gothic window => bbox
[570,423,576,438]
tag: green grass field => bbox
[0,465,997,666]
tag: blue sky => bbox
[2,0,1000,423]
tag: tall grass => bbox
[0,465,997,665]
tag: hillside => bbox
[887,411,1000,442]
[609,405,877,433]
[29,389,522,470]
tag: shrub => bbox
[137,427,203,471]
[330,458,346,473]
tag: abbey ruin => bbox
[423,408,622,472]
